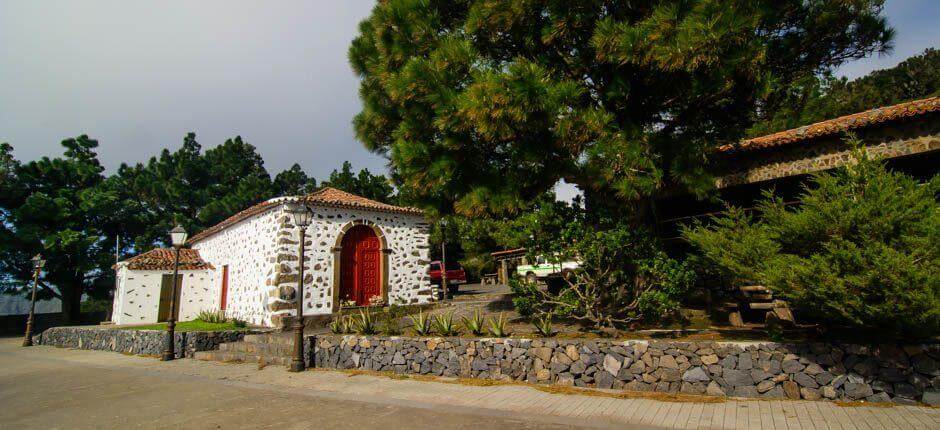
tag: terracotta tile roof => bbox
[116,248,213,271]
[187,187,423,244]
[718,97,940,153]
[490,248,526,258]
[301,187,423,216]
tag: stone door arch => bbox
[332,220,390,310]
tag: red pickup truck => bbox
[428,260,467,296]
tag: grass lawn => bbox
[124,321,249,332]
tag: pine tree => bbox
[349,0,893,218]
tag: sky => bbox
[1,0,938,203]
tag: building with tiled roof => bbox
[713,96,940,189]
[115,248,213,271]
[657,97,939,243]
[111,188,436,328]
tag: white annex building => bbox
[111,188,433,327]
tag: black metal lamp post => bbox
[161,225,188,361]
[288,201,313,372]
[440,218,448,302]
[22,254,46,347]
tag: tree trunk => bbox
[60,284,83,324]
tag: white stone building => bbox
[111,188,433,327]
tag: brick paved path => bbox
[4,338,938,429]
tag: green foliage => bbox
[126,320,248,332]
[352,309,377,335]
[749,48,940,137]
[320,161,394,204]
[684,140,940,337]
[329,313,353,334]
[408,311,432,336]
[350,0,892,215]
[532,313,554,337]
[487,313,509,337]
[431,312,459,336]
[274,163,318,195]
[196,310,228,324]
[460,308,486,336]
[381,304,407,335]
[0,135,120,321]
[514,215,695,328]
[509,277,540,318]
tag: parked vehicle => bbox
[428,260,467,296]
[516,255,580,284]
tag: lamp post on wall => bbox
[22,254,46,347]
[288,201,313,372]
[161,225,188,361]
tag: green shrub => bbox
[683,140,940,337]
[352,309,377,335]
[409,311,432,336]
[328,313,352,334]
[380,305,405,335]
[511,220,694,328]
[196,310,227,324]
[432,312,459,336]
[532,313,554,337]
[460,308,486,336]
[487,313,509,337]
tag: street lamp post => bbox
[162,225,188,361]
[288,201,313,372]
[440,218,448,302]
[22,254,46,347]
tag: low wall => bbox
[34,326,253,359]
[313,335,940,405]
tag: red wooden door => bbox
[219,265,229,311]
[340,226,381,306]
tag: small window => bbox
[430,263,441,271]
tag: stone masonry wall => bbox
[272,204,432,326]
[193,203,284,326]
[714,118,939,188]
[34,326,253,359]
[314,335,940,405]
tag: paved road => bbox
[0,337,592,429]
[2,338,938,429]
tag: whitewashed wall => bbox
[288,205,433,317]
[191,202,283,326]
[111,266,211,325]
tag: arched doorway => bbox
[339,225,382,306]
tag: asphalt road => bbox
[0,337,581,429]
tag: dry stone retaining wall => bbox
[313,335,940,405]
[34,326,253,359]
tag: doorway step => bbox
[194,333,295,366]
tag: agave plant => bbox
[353,309,377,335]
[460,308,485,336]
[196,309,227,324]
[432,312,459,336]
[487,313,509,337]
[532,312,554,337]
[408,311,432,336]
[328,313,351,334]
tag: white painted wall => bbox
[110,265,211,325]
[191,202,283,326]
[294,205,432,317]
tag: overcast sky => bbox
[1,1,938,196]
